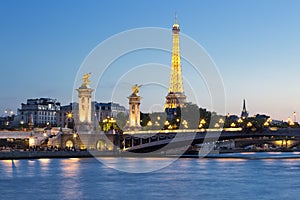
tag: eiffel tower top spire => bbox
[174,12,178,26]
[165,16,186,109]
[169,15,183,93]
[241,99,249,119]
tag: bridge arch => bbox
[96,139,114,151]
[65,140,74,148]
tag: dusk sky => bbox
[1,0,300,120]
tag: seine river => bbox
[1,153,300,200]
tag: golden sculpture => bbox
[82,73,91,87]
[132,84,141,95]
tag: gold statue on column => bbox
[82,73,91,87]
[132,84,141,95]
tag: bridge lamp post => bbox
[230,122,236,128]
[199,119,206,129]
[214,123,220,128]
[287,117,295,126]
[164,121,170,130]
[267,118,272,122]
[237,118,243,128]
[182,120,188,129]
[247,122,253,127]
[263,121,270,127]
[147,121,152,126]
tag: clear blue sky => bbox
[0,0,300,120]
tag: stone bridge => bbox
[121,128,300,153]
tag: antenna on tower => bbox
[174,12,178,24]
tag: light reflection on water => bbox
[59,158,81,200]
[99,157,176,173]
[0,154,300,200]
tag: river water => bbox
[0,153,300,200]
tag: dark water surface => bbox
[1,153,300,200]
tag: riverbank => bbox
[0,150,102,160]
[1,149,300,160]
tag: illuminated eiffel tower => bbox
[165,16,186,121]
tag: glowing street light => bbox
[263,121,269,127]
[219,118,224,124]
[29,137,36,147]
[182,120,188,129]
[287,117,295,126]
[247,122,253,127]
[230,122,236,127]
[67,112,73,119]
[200,119,206,125]
[4,109,14,116]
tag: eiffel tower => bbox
[165,16,186,122]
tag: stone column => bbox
[126,84,142,131]
[76,73,94,133]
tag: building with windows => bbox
[95,102,127,122]
[56,103,78,129]
[18,98,61,127]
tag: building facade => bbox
[18,98,61,127]
[57,103,78,128]
[95,102,127,122]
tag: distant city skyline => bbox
[1,0,300,120]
